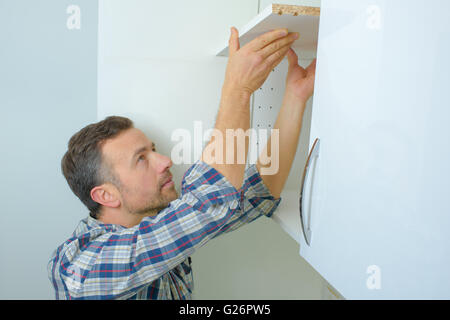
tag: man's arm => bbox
[208,162,282,238]
[201,27,299,190]
[48,160,243,299]
[206,51,316,238]
[257,49,317,199]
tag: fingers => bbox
[259,32,299,59]
[247,28,289,52]
[264,42,293,71]
[228,26,240,56]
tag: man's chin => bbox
[155,189,178,210]
[131,192,179,216]
[162,184,178,197]
[166,189,179,203]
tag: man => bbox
[48,27,316,299]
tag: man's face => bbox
[101,127,178,215]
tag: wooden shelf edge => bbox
[271,4,320,17]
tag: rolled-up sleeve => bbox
[210,163,282,237]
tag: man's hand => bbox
[223,27,300,95]
[285,48,317,103]
[255,49,316,198]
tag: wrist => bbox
[283,89,309,105]
[221,83,252,102]
[282,91,308,117]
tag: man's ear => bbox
[90,184,121,208]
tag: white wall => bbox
[98,0,327,299]
[0,0,98,299]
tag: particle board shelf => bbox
[216,4,321,58]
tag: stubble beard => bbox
[124,184,179,216]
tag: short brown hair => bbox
[61,116,134,219]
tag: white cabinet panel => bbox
[98,0,257,60]
[300,0,450,299]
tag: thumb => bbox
[229,26,240,56]
[306,58,317,76]
[286,48,299,69]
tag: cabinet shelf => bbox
[216,4,320,57]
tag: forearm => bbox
[209,161,283,239]
[256,92,307,199]
[201,84,251,190]
[200,27,297,190]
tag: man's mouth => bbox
[161,177,174,189]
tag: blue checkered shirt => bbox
[47,160,282,299]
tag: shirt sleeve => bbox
[50,160,245,299]
[209,163,282,238]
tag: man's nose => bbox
[155,153,173,173]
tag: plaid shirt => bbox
[47,160,282,299]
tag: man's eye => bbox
[138,155,146,161]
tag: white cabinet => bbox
[299,0,450,299]
[220,0,450,299]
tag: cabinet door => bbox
[300,0,450,299]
